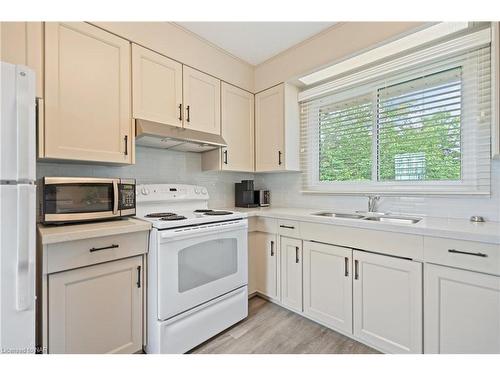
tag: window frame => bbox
[302,53,491,196]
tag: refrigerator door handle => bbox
[16,186,35,311]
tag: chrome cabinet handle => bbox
[89,244,119,253]
[278,151,282,166]
[280,225,295,229]
[354,260,359,280]
[270,240,275,256]
[448,249,487,258]
[178,104,182,121]
[295,246,300,263]
[344,257,349,277]
[136,266,142,288]
[223,150,228,165]
[186,105,190,122]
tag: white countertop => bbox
[38,217,152,245]
[229,207,500,245]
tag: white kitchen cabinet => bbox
[132,44,183,127]
[182,65,221,135]
[255,83,300,172]
[425,264,500,353]
[252,232,279,301]
[353,250,422,354]
[202,82,254,172]
[43,22,133,164]
[48,256,144,354]
[280,237,303,312]
[303,241,352,335]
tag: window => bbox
[300,29,492,195]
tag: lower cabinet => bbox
[280,237,303,312]
[249,231,279,300]
[303,241,352,335]
[48,256,144,354]
[352,250,423,354]
[425,264,500,353]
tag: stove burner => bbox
[194,209,214,213]
[204,211,233,216]
[160,215,187,221]
[145,212,177,218]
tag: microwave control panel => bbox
[119,183,136,210]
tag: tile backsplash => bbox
[37,147,500,221]
[36,146,253,209]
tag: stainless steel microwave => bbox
[40,177,136,224]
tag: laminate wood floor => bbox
[190,296,380,354]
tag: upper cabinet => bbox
[0,22,44,98]
[182,66,221,135]
[255,83,300,172]
[43,22,133,164]
[132,44,183,127]
[202,82,254,172]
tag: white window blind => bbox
[300,31,492,195]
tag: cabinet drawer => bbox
[278,220,300,238]
[46,231,149,274]
[424,237,500,276]
[248,216,278,233]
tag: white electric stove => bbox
[136,184,248,354]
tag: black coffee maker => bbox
[235,180,259,208]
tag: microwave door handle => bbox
[113,180,119,215]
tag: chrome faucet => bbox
[368,195,381,213]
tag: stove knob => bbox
[141,187,150,196]
[194,188,200,195]
[201,188,207,195]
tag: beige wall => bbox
[91,22,255,92]
[254,22,425,92]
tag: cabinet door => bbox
[280,237,303,312]
[183,66,221,135]
[353,250,422,353]
[132,44,183,127]
[221,82,254,172]
[303,241,352,335]
[255,84,284,172]
[253,232,279,300]
[44,22,132,163]
[48,256,143,354]
[425,264,500,353]
[0,22,44,97]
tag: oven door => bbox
[157,220,248,321]
[42,177,120,223]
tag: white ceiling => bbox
[175,22,335,66]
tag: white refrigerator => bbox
[0,62,36,353]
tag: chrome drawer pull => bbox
[89,244,119,253]
[448,249,487,258]
[280,225,295,229]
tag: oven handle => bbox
[113,180,119,215]
[160,220,248,241]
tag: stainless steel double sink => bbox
[311,211,422,224]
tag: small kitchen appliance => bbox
[235,180,259,208]
[40,177,136,224]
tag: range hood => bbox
[135,119,227,152]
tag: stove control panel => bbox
[136,184,209,202]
